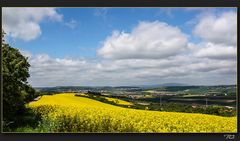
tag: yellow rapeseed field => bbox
[105,97,133,105]
[28,93,237,133]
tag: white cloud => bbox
[25,51,236,87]
[19,50,33,59]
[18,10,236,86]
[65,19,78,29]
[187,59,236,73]
[193,11,237,46]
[191,11,237,61]
[194,42,236,60]
[2,8,63,41]
[28,54,90,86]
[98,21,188,59]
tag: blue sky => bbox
[4,8,219,58]
[2,8,237,86]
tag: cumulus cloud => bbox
[193,11,237,46]
[191,11,237,62]
[24,52,236,87]
[98,21,188,59]
[2,8,63,41]
[18,11,236,86]
[194,42,236,60]
[27,54,90,86]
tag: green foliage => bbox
[3,43,28,121]
[145,102,236,117]
[2,29,37,130]
[7,107,41,132]
[37,91,55,96]
[23,84,37,102]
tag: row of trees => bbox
[2,30,37,129]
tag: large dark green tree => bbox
[2,30,36,126]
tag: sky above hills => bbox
[2,8,237,87]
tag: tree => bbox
[2,30,35,127]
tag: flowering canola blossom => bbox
[28,93,237,133]
[104,97,133,105]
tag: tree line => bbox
[2,30,38,130]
